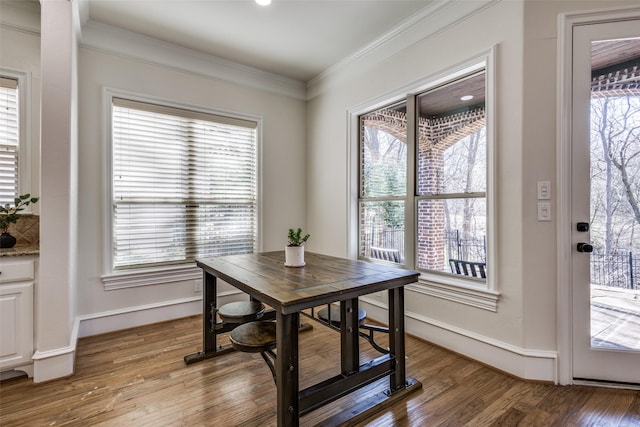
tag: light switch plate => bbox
[537,202,551,221]
[537,181,551,200]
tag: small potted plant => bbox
[0,194,39,248]
[285,227,310,267]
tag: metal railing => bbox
[445,230,486,264]
[361,226,405,260]
[591,250,638,290]
[363,227,639,290]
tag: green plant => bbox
[287,227,310,247]
[0,194,39,233]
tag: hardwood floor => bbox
[1,315,639,426]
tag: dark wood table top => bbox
[196,251,420,314]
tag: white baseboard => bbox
[360,298,558,383]
[32,347,75,383]
[77,290,245,338]
[38,292,557,384]
[31,313,80,383]
[78,297,201,338]
[28,291,246,383]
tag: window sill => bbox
[407,273,500,312]
[102,263,201,291]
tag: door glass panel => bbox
[589,38,640,351]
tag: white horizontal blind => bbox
[112,97,257,270]
[0,77,19,205]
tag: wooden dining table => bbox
[185,251,422,426]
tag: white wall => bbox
[0,3,41,209]
[2,1,307,375]
[305,0,638,381]
[308,0,526,339]
[516,0,637,352]
[75,45,307,320]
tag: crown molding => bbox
[306,0,500,99]
[3,0,500,102]
[0,1,41,36]
[79,20,307,100]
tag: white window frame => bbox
[348,48,499,311]
[101,88,262,290]
[0,69,33,207]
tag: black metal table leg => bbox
[388,286,406,391]
[277,311,299,427]
[340,298,360,375]
[184,272,235,364]
[203,272,217,353]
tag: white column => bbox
[33,0,79,382]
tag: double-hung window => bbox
[356,54,496,308]
[415,71,487,279]
[0,76,20,204]
[108,95,258,277]
[359,101,408,264]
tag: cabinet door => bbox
[0,282,34,370]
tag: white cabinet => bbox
[0,258,35,377]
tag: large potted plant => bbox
[0,194,39,248]
[285,227,310,267]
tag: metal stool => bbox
[317,304,367,326]
[216,301,265,327]
[229,321,277,382]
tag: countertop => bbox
[0,244,39,257]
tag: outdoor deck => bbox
[591,286,640,351]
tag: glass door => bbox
[571,20,640,384]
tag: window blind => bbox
[111,97,257,270]
[0,77,19,205]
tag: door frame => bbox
[557,5,640,386]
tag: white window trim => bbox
[102,263,202,291]
[348,46,499,311]
[1,68,33,208]
[101,87,263,289]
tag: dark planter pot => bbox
[0,232,17,248]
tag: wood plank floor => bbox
[1,315,639,426]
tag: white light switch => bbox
[537,181,551,200]
[537,202,551,221]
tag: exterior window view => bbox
[359,101,407,265]
[416,72,486,279]
[588,39,640,351]
[359,69,488,281]
[111,97,258,270]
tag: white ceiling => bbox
[83,0,434,82]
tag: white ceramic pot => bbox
[285,246,305,267]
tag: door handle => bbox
[577,243,593,253]
[577,222,590,232]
